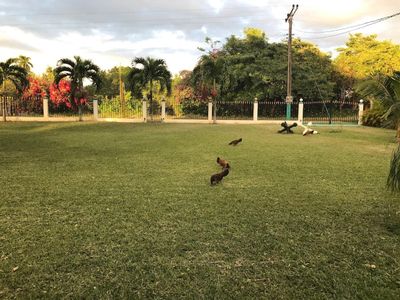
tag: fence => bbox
[303,101,359,123]
[258,101,299,120]
[1,95,365,125]
[98,98,142,119]
[167,100,208,119]
[216,101,253,120]
[0,95,43,117]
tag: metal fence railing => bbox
[167,101,208,119]
[303,101,358,123]
[0,95,43,117]
[258,101,297,120]
[0,96,361,124]
[98,99,142,119]
[216,101,253,120]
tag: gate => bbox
[98,97,142,119]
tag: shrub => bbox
[362,109,385,127]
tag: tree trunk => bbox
[149,80,153,121]
[2,81,6,122]
[78,105,83,122]
[397,121,400,144]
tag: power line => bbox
[296,10,400,38]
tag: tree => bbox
[96,66,131,99]
[357,72,400,138]
[190,28,335,102]
[387,146,400,193]
[358,72,400,193]
[0,58,29,121]
[127,57,171,120]
[334,34,400,80]
[17,55,33,73]
[292,39,335,100]
[192,37,225,101]
[54,56,101,120]
[41,66,55,83]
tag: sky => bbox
[0,0,399,75]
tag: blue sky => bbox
[0,0,399,74]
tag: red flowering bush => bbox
[49,80,87,111]
[22,77,47,99]
[20,77,49,114]
[49,80,71,108]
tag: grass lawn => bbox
[1,122,400,299]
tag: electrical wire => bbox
[296,11,400,38]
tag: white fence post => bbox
[208,100,213,124]
[253,98,258,121]
[93,100,98,120]
[298,98,304,124]
[358,99,364,125]
[142,100,147,122]
[43,97,49,119]
[213,100,217,124]
[161,99,166,122]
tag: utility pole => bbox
[285,4,298,120]
[119,65,125,117]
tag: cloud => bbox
[0,0,399,74]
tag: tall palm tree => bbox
[0,58,29,121]
[127,57,171,120]
[54,56,101,121]
[17,55,33,73]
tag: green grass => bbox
[0,122,400,299]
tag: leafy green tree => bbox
[193,37,224,100]
[96,66,131,99]
[335,34,400,80]
[292,39,335,100]
[127,57,172,120]
[0,58,29,121]
[41,66,55,84]
[191,28,335,102]
[54,56,102,120]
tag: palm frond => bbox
[133,57,148,68]
[57,58,76,68]
[387,145,400,192]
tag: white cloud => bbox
[0,0,399,76]
[207,0,225,13]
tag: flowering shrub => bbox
[49,80,87,111]
[49,80,71,108]
[20,77,48,114]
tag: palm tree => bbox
[197,39,222,89]
[127,57,171,120]
[0,58,29,121]
[357,72,400,139]
[54,56,101,121]
[17,55,33,73]
[358,72,400,193]
[387,146,400,192]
